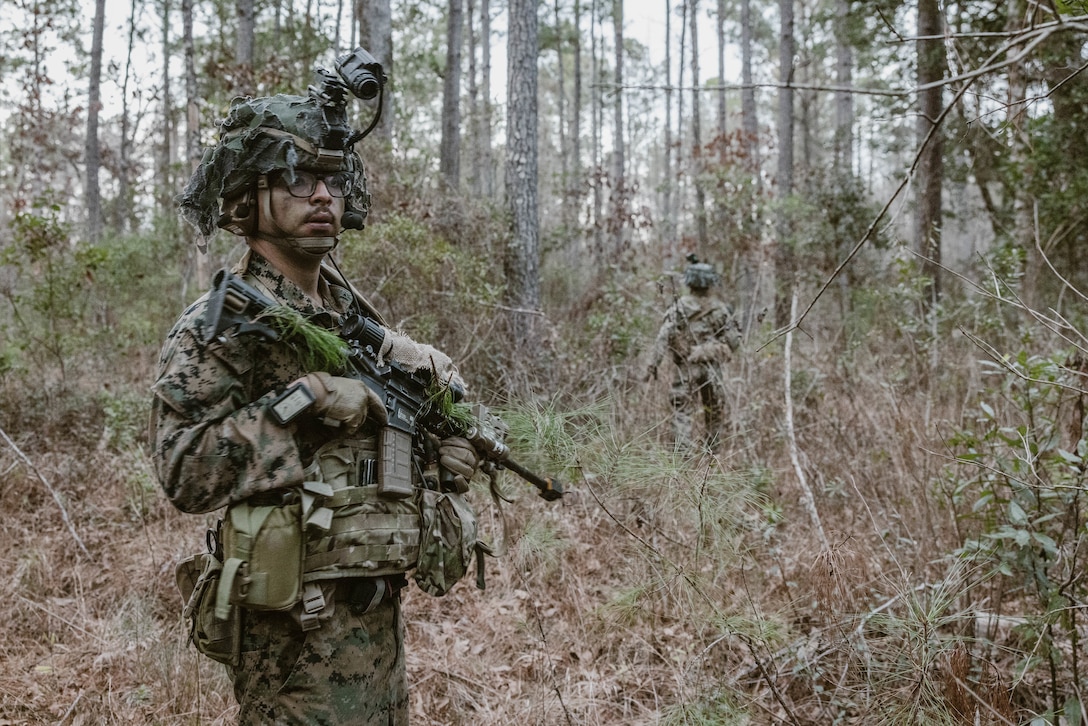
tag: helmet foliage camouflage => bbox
[683,255,719,290]
[177,93,371,248]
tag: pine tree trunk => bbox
[85,0,105,244]
[716,0,726,146]
[610,0,625,257]
[740,0,762,327]
[440,0,464,191]
[554,0,568,192]
[182,0,209,289]
[1006,0,1037,309]
[571,0,583,217]
[157,0,174,216]
[917,0,943,307]
[467,0,481,195]
[689,0,707,249]
[235,0,255,96]
[359,0,394,140]
[740,0,758,177]
[117,0,139,234]
[504,0,541,348]
[833,0,853,174]
[591,0,603,257]
[773,0,795,327]
[663,0,674,244]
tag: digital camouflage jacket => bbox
[150,251,371,514]
[649,292,741,373]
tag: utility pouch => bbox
[218,496,304,614]
[414,488,480,597]
[175,550,241,666]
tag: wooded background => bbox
[2,0,1088,723]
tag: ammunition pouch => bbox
[176,550,241,666]
[301,439,421,581]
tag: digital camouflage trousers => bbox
[669,363,726,453]
[230,592,408,726]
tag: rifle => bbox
[204,269,563,502]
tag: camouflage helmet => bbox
[177,93,371,249]
[683,255,719,290]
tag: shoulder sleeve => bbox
[149,300,307,513]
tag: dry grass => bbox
[1,285,1085,725]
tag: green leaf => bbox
[980,401,995,418]
[1008,499,1028,525]
[1057,448,1082,465]
[1032,532,1058,556]
[1064,696,1083,726]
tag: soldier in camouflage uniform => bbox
[647,257,741,453]
[150,88,480,725]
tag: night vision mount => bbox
[308,47,387,149]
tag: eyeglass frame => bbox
[268,169,354,198]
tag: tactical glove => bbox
[379,330,466,392]
[438,436,480,493]
[298,372,387,433]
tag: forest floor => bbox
[1,308,1085,725]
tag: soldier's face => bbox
[261,170,346,239]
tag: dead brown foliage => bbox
[1,276,1085,725]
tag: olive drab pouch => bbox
[175,550,241,666]
[218,496,304,614]
[413,488,482,597]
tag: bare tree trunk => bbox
[689,0,707,249]
[591,0,603,256]
[1005,0,1037,309]
[676,0,687,246]
[182,0,209,289]
[833,0,853,174]
[663,0,674,244]
[572,0,582,213]
[85,0,105,244]
[117,0,140,234]
[610,0,625,257]
[740,0,758,177]
[482,0,494,197]
[334,0,343,50]
[716,0,726,146]
[235,0,255,96]
[440,0,464,191]
[739,0,763,328]
[554,0,571,231]
[774,0,795,327]
[359,0,394,141]
[916,0,943,308]
[504,0,541,349]
[467,0,481,195]
[157,0,174,216]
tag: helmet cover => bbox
[684,261,719,290]
[177,94,370,247]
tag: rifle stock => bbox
[205,269,564,501]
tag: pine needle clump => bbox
[255,305,349,372]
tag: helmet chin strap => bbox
[254,176,340,257]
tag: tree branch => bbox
[0,426,90,558]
